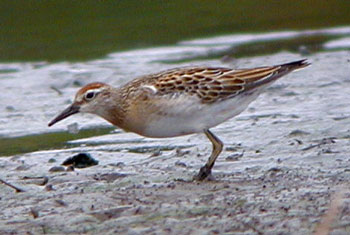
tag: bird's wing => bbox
[137,60,309,103]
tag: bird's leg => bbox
[193,129,223,181]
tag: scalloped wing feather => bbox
[151,66,280,103]
[127,60,309,103]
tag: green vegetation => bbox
[0,127,114,156]
[1,0,349,62]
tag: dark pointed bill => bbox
[48,104,80,127]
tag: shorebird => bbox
[49,59,309,180]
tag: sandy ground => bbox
[1,50,350,234]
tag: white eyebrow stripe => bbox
[86,88,103,94]
[76,88,104,102]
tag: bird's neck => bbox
[96,87,127,129]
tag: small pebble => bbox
[175,161,187,168]
[175,148,190,157]
[48,158,56,163]
[226,152,244,161]
[288,129,310,136]
[49,166,65,172]
[93,173,127,182]
[15,165,31,171]
[55,199,68,207]
[150,150,161,157]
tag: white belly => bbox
[141,92,260,138]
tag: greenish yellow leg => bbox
[194,129,223,181]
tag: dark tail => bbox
[278,59,311,72]
[244,59,310,91]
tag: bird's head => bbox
[48,82,112,127]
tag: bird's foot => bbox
[193,165,214,181]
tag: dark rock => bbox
[62,153,98,168]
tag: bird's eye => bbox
[84,91,95,100]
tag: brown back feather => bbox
[124,60,309,103]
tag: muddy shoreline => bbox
[1,51,350,234]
